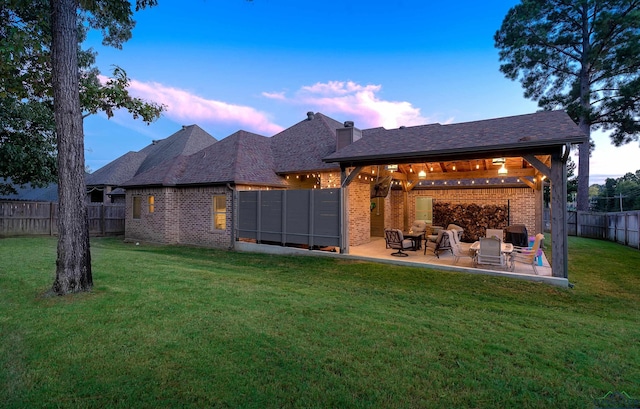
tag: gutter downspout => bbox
[227,183,236,250]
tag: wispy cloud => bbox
[263,80,449,129]
[98,75,285,135]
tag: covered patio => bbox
[324,110,586,281]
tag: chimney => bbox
[307,111,315,120]
[336,121,362,151]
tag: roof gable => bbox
[271,112,342,173]
[87,124,217,187]
[137,124,217,174]
[123,130,287,187]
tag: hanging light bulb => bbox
[452,162,456,171]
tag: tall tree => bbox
[50,0,160,294]
[1,0,162,294]
[495,0,640,211]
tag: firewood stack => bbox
[433,202,509,242]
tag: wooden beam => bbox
[520,177,536,190]
[405,167,536,182]
[523,154,551,178]
[341,166,363,187]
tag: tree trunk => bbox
[577,122,591,211]
[576,2,591,212]
[51,0,93,294]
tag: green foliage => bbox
[495,0,640,145]
[0,1,163,194]
[1,237,638,408]
[590,169,640,211]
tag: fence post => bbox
[49,202,54,236]
[101,204,106,236]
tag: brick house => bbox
[111,110,584,278]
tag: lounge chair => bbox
[424,229,451,258]
[446,229,473,265]
[512,233,545,274]
[384,228,414,257]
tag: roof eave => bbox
[323,137,585,166]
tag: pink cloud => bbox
[271,81,441,129]
[98,76,284,135]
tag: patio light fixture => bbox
[498,164,508,175]
[418,169,426,179]
[386,164,398,172]
[492,158,506,165]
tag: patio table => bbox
[402,232,424,251]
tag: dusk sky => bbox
[83,0,640,184]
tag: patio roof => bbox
[323,110,586,166]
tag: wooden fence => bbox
[0,201,125,237]
[544,208,640,250]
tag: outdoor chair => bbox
[474,236,506,269]
[512,233,545,274]
[424,228,452,258]
[485,228,504,241]
[384,228,414,257]
[446,223,464,241]
[446,229,473,265]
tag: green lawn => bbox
[1,236,639,408]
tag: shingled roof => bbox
[86,124,217,187]
[85,151,147,186]
[271,112,342,173]
[324,110,586,165]
[122,130,287,188]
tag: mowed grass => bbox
[1,236,639,408]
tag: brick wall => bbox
[177,186,231,248]
[125,186,233,248]
[125,187,172,244]
[348,179,370,246]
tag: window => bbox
[416,197,433,224]
[133,196,141,219]
[212,195,226,230]
[148,196,155,213]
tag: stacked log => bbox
[433,202,508,242]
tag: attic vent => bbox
[344,121,354,128]
[152,140,159,145]
[307,111,315,120]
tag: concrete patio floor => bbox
[348,237,568,287]
[236,237,569,287]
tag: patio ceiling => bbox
[351,155,551,190]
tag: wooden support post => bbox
[340,166,349,254]
[550,149,569,279]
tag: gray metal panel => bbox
[238,191,259,239]
[312,189,340,246]
[285,190,311,243]
[260,191,284,243]
[237,188,340,248]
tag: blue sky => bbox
[82,0,640,184]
